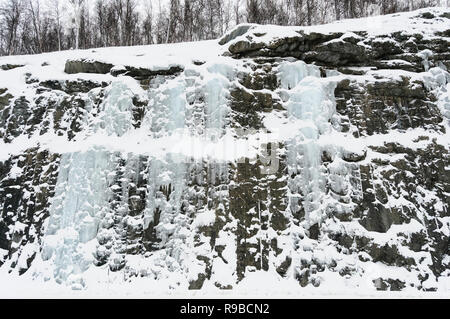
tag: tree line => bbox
[0,0,442,56]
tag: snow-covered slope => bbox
[0,7,449,297]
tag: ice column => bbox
[204,63,234,137]
[42,78,135,288]
[143,62,234,231]
[203,63,234,185]
[278,60,336,225]
[141,63,234,281]
[143,75,187,231]
[42,149,114,288]
[145,75,186,138]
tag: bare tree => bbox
[142,0,154,44]
[0,0,23,55]
[290,0,306,26]
[246,0,262,23]
[334,0,341,20]
[306,0,314,25]
[28,0,43,53]
[51,0,62,51]
[69,0,85,49]
[183,0,192,41]
[234,0,242,25]
[222,0,233,33]
[123,0,138,46]
[166,0,182,43]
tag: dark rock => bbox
[111,65,184,80]
[308,223,320,240]
[189,273,208,289]
[409,231,428,252]
[311,41,368,66]
[342,149,366,162]
[276,256,292,277]
[193,59,206,66]
[39,79,107,94]
[0,89,13,110]
[0,149,60,273]
[421,12,435,19]
[0,64,24,71]
[335,76,444,137]
[64,59,114,74]
[367,243,415,267]
[229,40,265,55]
[359,204,394,233]
[369,38,403,59]
[374,278,406,291]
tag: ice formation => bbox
[278,61,337,225]
[41,78,136,288]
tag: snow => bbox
[1,265,450,298]
[225,7,450,49]
[193,209,216,229]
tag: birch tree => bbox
[69,0,84,49]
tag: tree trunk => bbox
[334,0,340,21]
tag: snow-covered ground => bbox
[1,268,449,298]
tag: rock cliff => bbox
[0,8,448,294]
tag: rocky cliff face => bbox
[0,8,449,294]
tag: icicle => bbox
[278,61,336,225]
[418,49,433,72]
[204,63,233,139]
[142,73,188,231]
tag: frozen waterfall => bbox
[278,61,336,226]
[140,62,234,281]
[42,149,114,288]
[41,79,135,289]
[40,60,236,288]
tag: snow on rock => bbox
[0,7,449,296]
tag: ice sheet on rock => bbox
[276,59,370,286]
[135,62,236,286]
[278,61,337,226]
[42,148,115,288]
[39,78,139,288]
[143,154,186,233]
[138,155,203,286]
[144,75,186,138]
[278,60,321,90]
[423,67,450,123]
[418,49,433,72]
[142,71,188,231]
[95,79,136,137]
[203,63,234,138]
[143,60,235,229]
[183,61,234,141]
